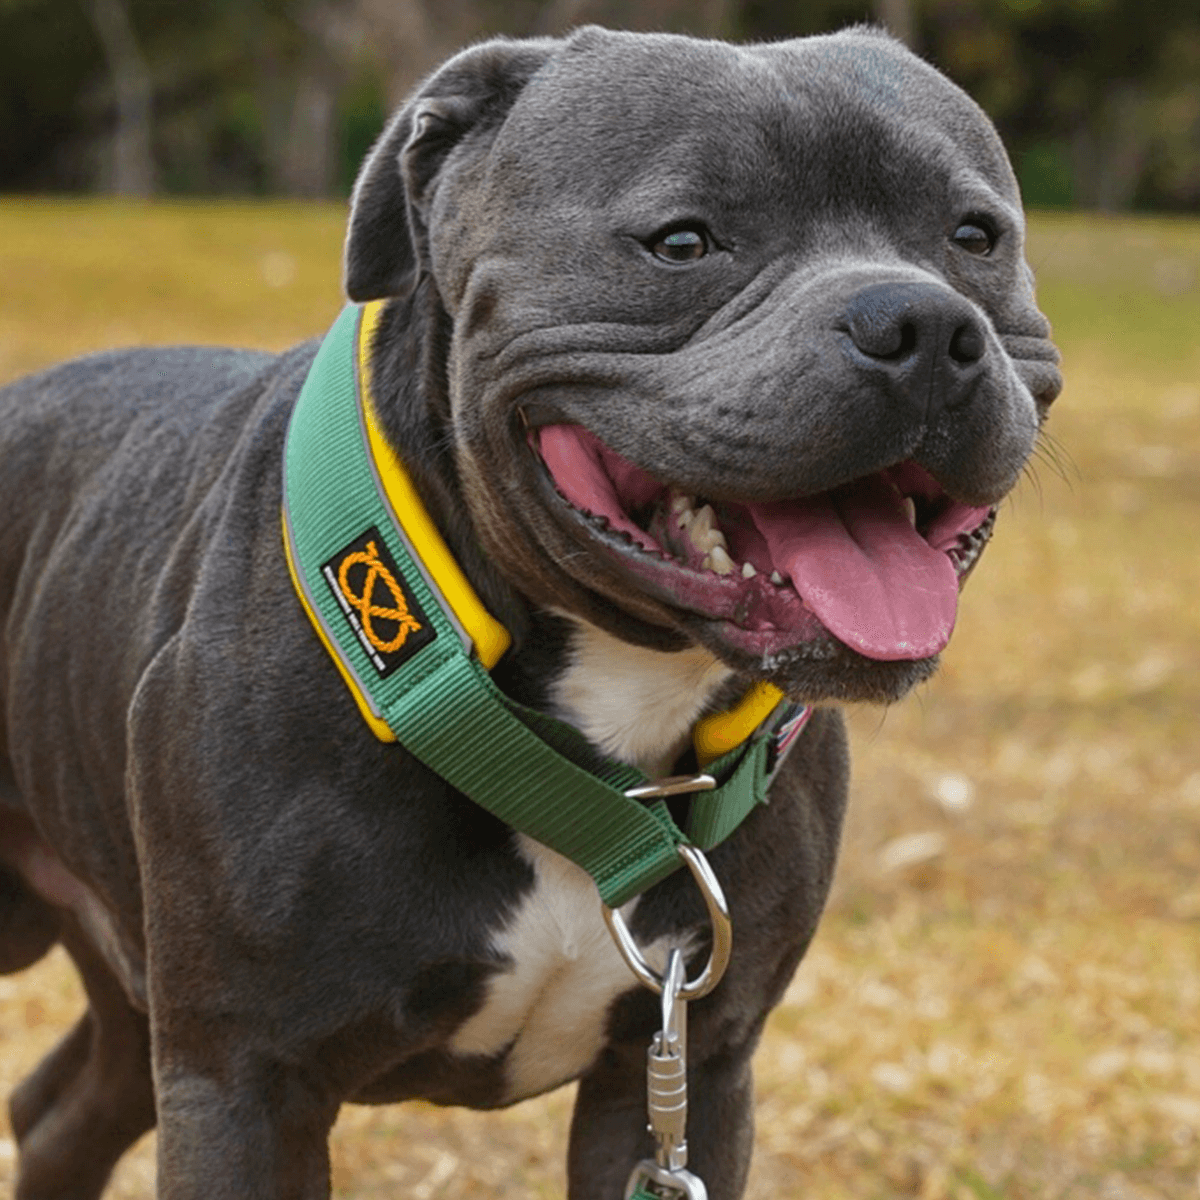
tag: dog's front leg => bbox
[567,1037,755,1199]
[152,1049,339,1200]
[567,1040,655,1198]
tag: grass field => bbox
[0,198,1197,1199]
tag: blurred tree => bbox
[275,1,355,196]
[0,0,1197,209]
[915,0,1200,210]
[353,0,734,108]
[88,0,155,194]
[735,0,870,42]
[874,0,913,47]
[0,0,98,190]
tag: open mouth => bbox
[534,425,994,663]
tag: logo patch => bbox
[322,527,435,676]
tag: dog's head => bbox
[345,26,1061,705]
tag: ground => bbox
[0,201,1197,1198]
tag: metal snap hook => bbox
[608,775,729,1200]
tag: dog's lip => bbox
[529,423,995,663]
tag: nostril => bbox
[894,321,918,360]
[842,281,989,418]
[949,322,985,365]
[846,305,920,361]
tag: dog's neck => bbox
[546,615,732,779]
[365,304,734,776]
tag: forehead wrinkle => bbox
[468,29,1018,262]
[484,39,790,207]
[761,33,1016,195]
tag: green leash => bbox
[282,302,811,907]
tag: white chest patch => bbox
[450,836,678,1101]
[449,618,723,1101]
[549,616,733,778]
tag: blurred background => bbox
[0,0,1198,211]
[1,2,1199,1199]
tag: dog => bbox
[0,25,1060,1200]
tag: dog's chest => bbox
[450,836,664,1101]
[448,621,729,1102]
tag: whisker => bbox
[1018,460,1045,506]
[1032,429,1077,490]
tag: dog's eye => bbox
[952,221,996,256]
[650,227,709,264]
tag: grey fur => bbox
[0,26,1058,1200]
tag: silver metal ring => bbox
[602,843,732,1001]
[622,773,716,801]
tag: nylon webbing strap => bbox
[379,653,695,903]
[687,736,773,850]
[283,303,806,907]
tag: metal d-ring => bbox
[603,773,732,1001]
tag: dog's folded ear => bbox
[344,38,555,302]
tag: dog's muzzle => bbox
[533,423,994,664]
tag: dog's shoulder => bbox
[0,342,310,513]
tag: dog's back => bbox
[0,344,307,944]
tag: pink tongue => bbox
[539,423,973,663]
[750,475,960,661]
[536,425,661,550]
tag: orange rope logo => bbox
[336,540,423,653]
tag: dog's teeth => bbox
[902,497,917,527]
[741,561,758,579]
[690,504,715,539]
[689,505,727,553]
[770,570,785,586]
[709,545,735,576]
[671,491,699,531]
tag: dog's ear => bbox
[344,38,555,302]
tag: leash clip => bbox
[622,949,709,1200]
[603,777,733,1200]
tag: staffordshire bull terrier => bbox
[0,25,1060,1200]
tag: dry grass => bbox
[0,199,1198,1198]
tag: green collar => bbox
[282,302,811,906]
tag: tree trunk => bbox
[88,0,155,196]
[874,0,915,48]
[280,68,339,198]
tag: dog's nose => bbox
[843,282,986,416]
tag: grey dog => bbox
[0,25,1059,1200]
